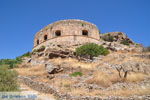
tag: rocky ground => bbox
[15,50,150,100]
[16,34,150,100]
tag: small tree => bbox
[102,34,114,42]
[76,43,109,59]
[120,40,130,46]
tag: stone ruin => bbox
[31,19,143,64]
[33,19,100,50]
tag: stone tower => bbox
[33,19,100,50]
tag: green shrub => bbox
[0,66,19,91]
[0,52,32,69]
[76,43,109,59]
[37,46,46,52]
[20,52,31,58]
[32,49,37,53]
[0,58,21,69]
[69,72,83,77]
[120,40,130,46]
[102,34,114,42]
[32,46,45,53]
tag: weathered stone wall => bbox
[33,19,100,50]
[34,35,101,50]
[19,76,150,100]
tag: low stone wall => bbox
[19,76,150,100]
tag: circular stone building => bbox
[33,19,100,50]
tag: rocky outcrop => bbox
[45,63,63,74]
[99,32,143,52]
[45,48,75,59]
[101,32,134,43]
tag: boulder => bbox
[45,63,63,74]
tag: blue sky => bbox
[0,0,150,59]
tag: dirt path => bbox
[20,83,56,100]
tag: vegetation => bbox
[0,52,31,68]
[76,43,109,59]
[20,52,31,58]
[38,46,45,52]
[0,58,22,69]
[86,71,119,87]
[32,46,46,53]
[120,40,130,46]
[69,72,83,77]
[102,34,114,42]
[81,23,84,27]
[32,49,38,53]
[0,66,19,91]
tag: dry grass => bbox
[14,65,47,76]
[50,78,77,92]
[101,88,150,97]
[15,51,150,97]
[69,87,150,97]
[70,88,94,96]
[97,51,150,65]
[57,79,74,87]
[50,58,97,69]
[86,71,121,87]
[125,72,147,83]
[86,70,148,87]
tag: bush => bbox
[0,52,32,69]
[32,49,37,53]
[35,46,46,52]
[0,66,19,91]
[0,58,22,69]
[69,72,83,77]
[120,40,130,46]
[76,43,109,59]
[20,52,31,58]
[102,34,114,42]
[32,46,46,53]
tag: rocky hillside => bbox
[14,32,150,100]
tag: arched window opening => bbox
[82,30,88,36]
[37,40,39,45]
[44,35,48,41]
[55,30,61,36]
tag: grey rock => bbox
[45,63,63,74]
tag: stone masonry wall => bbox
[33,35,101,50]
[33,19,100,50]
